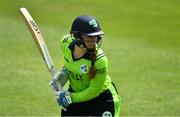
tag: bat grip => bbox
[50,67,57,79]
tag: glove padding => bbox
[57,90,72,107]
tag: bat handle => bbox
[62,107,67,111]
[50,67,57,79]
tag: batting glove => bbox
[57,90,72,107]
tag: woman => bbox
[52,15,121,116]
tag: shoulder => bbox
[94,49,109,75]
[60,35,74,52]
[95,49,109,68]
[61,35,74,45]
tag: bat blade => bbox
[19,8,63,91]
[19,7,53,72]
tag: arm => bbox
[53,35,72,88]
[56,67,69,87]
[49,67,71,110]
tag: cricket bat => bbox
[19,7,63,92]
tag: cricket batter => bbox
[51,15,121,116]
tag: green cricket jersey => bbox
[60,35,113,103]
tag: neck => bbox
[73,45,86,59]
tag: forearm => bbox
[57,66,69,87]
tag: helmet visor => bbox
[85,31,104,36]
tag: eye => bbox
[87,36,97,38]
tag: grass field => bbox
[0,0,180,116]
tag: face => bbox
[81,35,98,49]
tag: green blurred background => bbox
[0,0,180,116]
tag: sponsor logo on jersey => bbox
[67,69,83,81]
[80,64,88,74]
[95,68,106,75]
